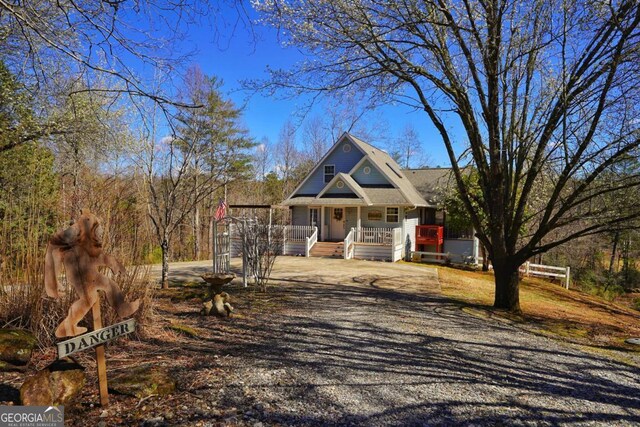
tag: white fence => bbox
[344,228,355,259]
[305,227,318,257]
[284,225,315,242]
[520,261,571,289]
[354,227,394,244]
[392,227,403,262]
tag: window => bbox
[336,180,344,189]
[386,207,399,223]
[343,143,352,152]
[363,166,371,175]
[324,165,335,183]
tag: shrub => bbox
[573,268,625,301]
[0,264,154,347]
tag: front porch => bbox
[303,205,404,241]
[284,225,404,262]
[230,224,403,262]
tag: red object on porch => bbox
[415,225,444,252]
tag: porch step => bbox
[310,242,344,258]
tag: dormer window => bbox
[324,165,335,183]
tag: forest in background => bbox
[1,0,639,333]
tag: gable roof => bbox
[404,168,456,206]
[283,133,367,202]
[283,132,431,207]
[347,134,430,207]
[318,172,371,204]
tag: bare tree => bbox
[139,69,253,289]
[389,124,429,169]
[0,0,221,153]
[254,0,640,312]
[275,120,305,197]
[238,220,283,292]
[303,115,329,162]
[254,136,273,181]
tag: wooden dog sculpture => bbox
[45,209,140,338]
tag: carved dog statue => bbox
[45,209,140,338]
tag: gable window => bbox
[386,207,399,223]
[324,165,335,183]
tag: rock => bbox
[109,365,175,398]
[143,416,166,427]
[213,292,233,317]
[0,329,37,370]
[201,300,213,316]
[20,357,85,406]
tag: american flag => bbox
[214,198,227,221]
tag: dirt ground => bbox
[2,257,639,426]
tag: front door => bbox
[330,207,345,241]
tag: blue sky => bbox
[168,4,461,168]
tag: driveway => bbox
[152,257,640,425]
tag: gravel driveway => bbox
[156,257,640,426]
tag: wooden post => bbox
[213,220,218,274]
[565,266,571,290]
[92,301,109,406]
[282,225,287,255]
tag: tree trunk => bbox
[194,204,201,260]
[208,212,214,259]
[609,231,619,274]
[493,259,521,312]
[480,244,489,272]
[161,239,169,289]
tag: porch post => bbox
[356,206,361,240]
[319,206,324,241]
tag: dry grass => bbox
[409,263,640,352]
[0,264,154,348]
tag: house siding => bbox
[403,211,419,253]
[345,207,358,232]
[291,206,307,226]
[284,242,306,256]
[296,139,364,195]
[351,160,389,185]
[444,239,475,260]
[325,182,356,195]
[354,244,391,261]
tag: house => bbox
[280,132,479,262]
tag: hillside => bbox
[429,265,640,363]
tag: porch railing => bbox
[305,227,318,257]
[392,227,402,249]
[354,227,394,244]
[344,228,355,259]
[283,225,316,242]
